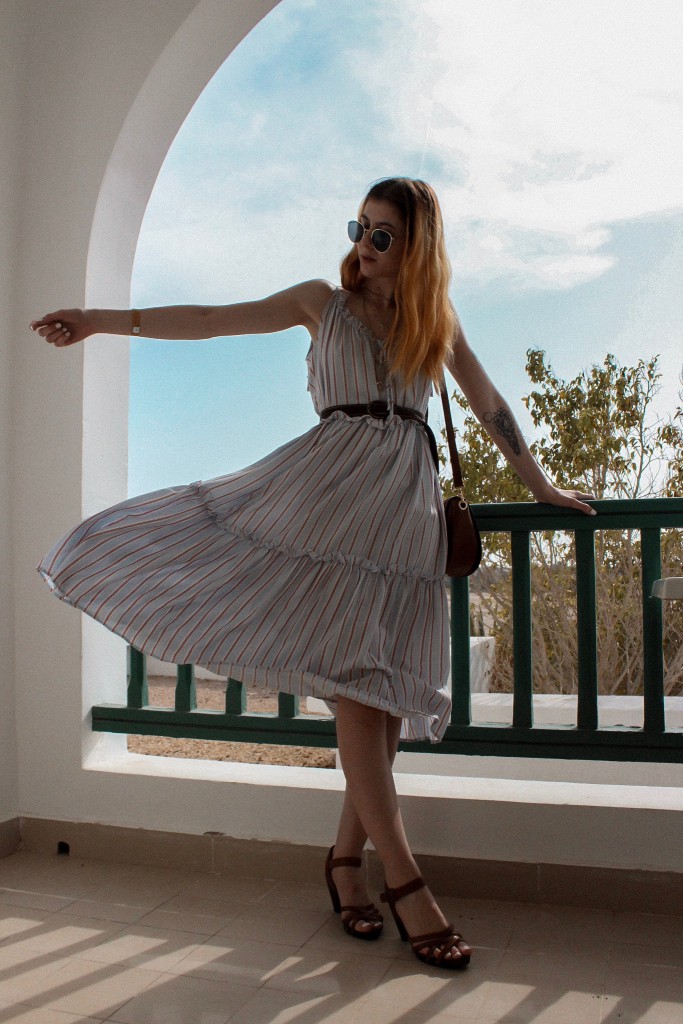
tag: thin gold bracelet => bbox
[131,309,141,335]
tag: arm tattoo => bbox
[484,407,522,455]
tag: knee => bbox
[335,699,394,750]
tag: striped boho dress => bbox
[38,288,451,742]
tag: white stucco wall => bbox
[4,0,681,873]
[0,0,27,823]
[8,0,278,823]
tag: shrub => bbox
[441,351,683,696]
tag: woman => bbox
[32,177,594,970]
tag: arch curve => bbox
[77,0,281,749]
[82,0,280,516]
[87,0,279,309]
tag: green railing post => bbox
[175,664,196,713]
[278,693,300,718]
[511,531,533,728]
[127,647,148,708]
[575,530,598,729]
[641,527,665,733]
[450,576,471,725]
[226,677,246,714]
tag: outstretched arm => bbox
[447,327,596,515]
[31,279,335,348]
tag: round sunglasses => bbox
[347,219,401,254]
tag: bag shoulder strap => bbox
[439,374,464,491]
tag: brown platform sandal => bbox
[325,846,383,940]
[381,876,471,969]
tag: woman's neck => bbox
[360,281,395,307]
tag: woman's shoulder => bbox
[292,276,336,309]
[295,279,341,338]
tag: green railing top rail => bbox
[92,496,683,764]
[469,496,683,530]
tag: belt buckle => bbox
[367,400,389,418]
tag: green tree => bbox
[441,351,683,696]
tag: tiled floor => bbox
[0,852,681,1023]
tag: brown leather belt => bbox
[319,402,439,471]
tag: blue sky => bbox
[130,0,682,494]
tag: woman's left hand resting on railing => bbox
[527,482,597,515]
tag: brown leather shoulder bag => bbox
[440,378,482,577]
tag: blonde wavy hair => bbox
[340,178,458,386]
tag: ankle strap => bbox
[381,876,426,903]
[329,855,362,869]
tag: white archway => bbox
[78,0,282,758]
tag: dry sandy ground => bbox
[127,676,336,769]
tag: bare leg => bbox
[334,696,471,963]
[329,713,401,934]
[334,711,401,855]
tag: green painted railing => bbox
[92,497,683,762]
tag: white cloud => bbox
[356,0,683,289]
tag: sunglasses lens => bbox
[371,230,392,253]
[347,220,364,244]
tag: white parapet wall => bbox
[81,745,683,875]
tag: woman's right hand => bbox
[30,309,95,347]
